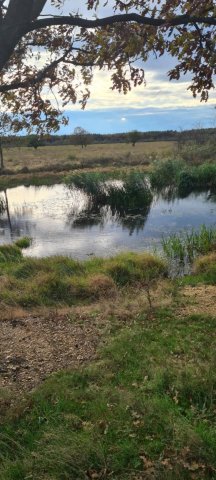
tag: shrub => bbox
[178,169,196,195]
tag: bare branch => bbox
[27,13,216,35]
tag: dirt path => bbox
[0,310,105,392]
[1,283,215,395]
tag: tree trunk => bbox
[0,138,4,171]
[4,190,12,236]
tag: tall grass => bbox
[150,159,216,195]
[0,245,167,307]
[66,171,153,214]
[150,158,184,190]
[162,225,216,274]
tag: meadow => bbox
[2,141,175,173]
[1,139,216,479]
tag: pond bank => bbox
[1,265,216,479]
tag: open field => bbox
[2,141,176,173]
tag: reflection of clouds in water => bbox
[0,184,216,259]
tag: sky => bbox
[42,0,216,134]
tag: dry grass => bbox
[3,141,176,173]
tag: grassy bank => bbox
[0,245,166,307]
[1,241,216,478]
[1,224,216,308]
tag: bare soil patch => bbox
[0,310,105,392]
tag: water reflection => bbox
[0,184,215,259]
[67,203,151,235]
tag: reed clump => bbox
[66,171,153,214]
[150,159,216,195]
[15,236,32,249]
[162,225,216,272]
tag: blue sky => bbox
[45,1,216,134]
[63,105,216,134]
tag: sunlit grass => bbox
[2,141,175,173]
[0,246,167,307]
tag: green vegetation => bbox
[15,236,32,249]
[1,136,216,478]
[28,136,41,150]
[66,171,153,213]
[150,159,216,195]
[162,225,216,267]
[1,310,216,479]
[1,236,216,478]
[0,245,167,307]
[128,129,141,147]
[179,139,216,164]
[183,252,216,286]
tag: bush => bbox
[178,169,196,195]
[193,252,216,274]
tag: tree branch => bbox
[0,49,72,93]
[27,12,216,34]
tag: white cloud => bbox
[52,67,215,112]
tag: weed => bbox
[66,171,153,215]
[150,158,184,190]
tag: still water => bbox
[0,184,216,258]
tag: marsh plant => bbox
[0,244,167,307]
[66,171,153,215]
[162,225,216,275]
[150,158,216,196]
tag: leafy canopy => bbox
[0,0,215,132]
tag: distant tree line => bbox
[1,128,216,149]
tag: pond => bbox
[0,183,216,258]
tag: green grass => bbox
[162,225,216,271]
[1,236,216,478]
[15,236,32,249]
[0,246,167,307]
[1,312,216,479]
[66,171,153,214]
[150,158,216,195]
